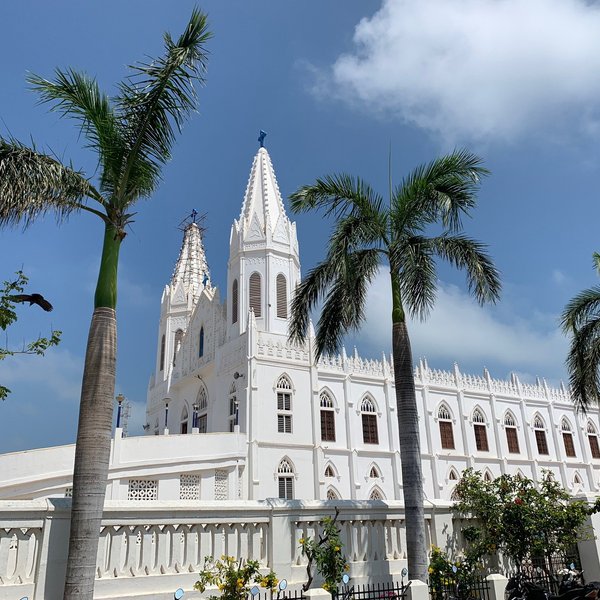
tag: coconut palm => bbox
[288,151,501,582]
[0,10,210,599]
[561,253,600,413]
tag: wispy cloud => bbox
[314,0,600,143]
[0,347,83,403]
[346,271,568,379]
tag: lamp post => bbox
[115,393,125,429]
[164,398,170,434]
[192,402,199,431]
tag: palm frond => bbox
[115,8,211,204]
[0,138,99,227]
[314,249,381,358]
[561,286,600,333]
[290,174,384,223]
[395,236,437,320]
[28,68,123,198]
[394,150,488,233]
[430,234,501,305]
[566,317,600,412]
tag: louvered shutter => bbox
[232,279,238,324]
[506,428,520,453]
[276,274,287,318]
[249,273,261,317]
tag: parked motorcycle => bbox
[505,570,599,600]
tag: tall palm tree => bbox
[561,252,600,413]
[288,151,501,582]
[0,10,211,599]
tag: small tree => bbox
[1,270,60,399]
[453,468,599,571]
[299,511,349,592]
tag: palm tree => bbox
[288,151,501,582]
[561,252,600,413]
[0,10,211,599]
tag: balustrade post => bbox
[485,574,509,600]
[578,507,600,580]
[266,500,294,585]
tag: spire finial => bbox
[258,130,267,148]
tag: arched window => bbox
[473,409,489,452]
[533,415,549,455]
[249,272,262,317]
[448,469,459,481]
[160,334,166,371]
[504,411,520,454]
[588,421,600,459]
[438,404,455,450]
[199,327,204,358]
[276,375,292,433]
[180,406,189,434]
[326,488,340,500]
[173,329,183,366]
[369,465,381,479]
[561,418,576,458]
[369,487,385,500]
[360,397,379,445]
[197,386,208,433]
[232,279,239,324]
[484,470,493,482]
[278,458,294,499]
[320,391,335,442]
[574,473,584,488]
[324,465,336,478]
[276,274,287,318]
[229,381,237,432]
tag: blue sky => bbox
[1,0,600,452]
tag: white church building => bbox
[1,145,599,504]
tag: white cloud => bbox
[552,269,567,285]
[348,271,567,379]
[321,0,600,142]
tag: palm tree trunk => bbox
[64,224,121,600]
[391,272,428,582]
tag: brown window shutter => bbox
[276,274,287,318]
[589,435,600,459]
[535,430,549,455]
[362,414,379,444]
[160,334,165,371]
[440,421,455,450]
[232,279,238,324]
[321,410,336,442]
[474,424,489,451]
[563,433,576,458]
[506,427,520,453]
[249,273,261,317]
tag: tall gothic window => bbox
[320,391,336,442]
[232,279,239,324]
[438,404,455,450]
[197,385,208,434]
[180,406,189,434]
[561,419,576,458]
[504,412,520,454]
[473,409,489,452]
[360,397,378,444]
[276,375,292,433]
[160,334,166,371]
[249,272,262,317]
[533,415,549,455]
[173,329,183,366]
[278,458,294,499]
[588,421,600,459]
[276,273,287,318]
[199,327,204,358]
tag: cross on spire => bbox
[258,130,267,148]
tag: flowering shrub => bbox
[428,545,478,599]
[300,514,349,592]
[194,555,278,600]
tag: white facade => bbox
[1,146,600,503]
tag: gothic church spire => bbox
[171,221,211,302]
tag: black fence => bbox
[428,573,491,600]
[510,553,582,596]
[334,581,410,600]
[248,589,306,600]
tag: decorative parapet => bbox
[414,359,572,403]
[318,353,345,372]
[256,334,309,362]
[345,355,385,377]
